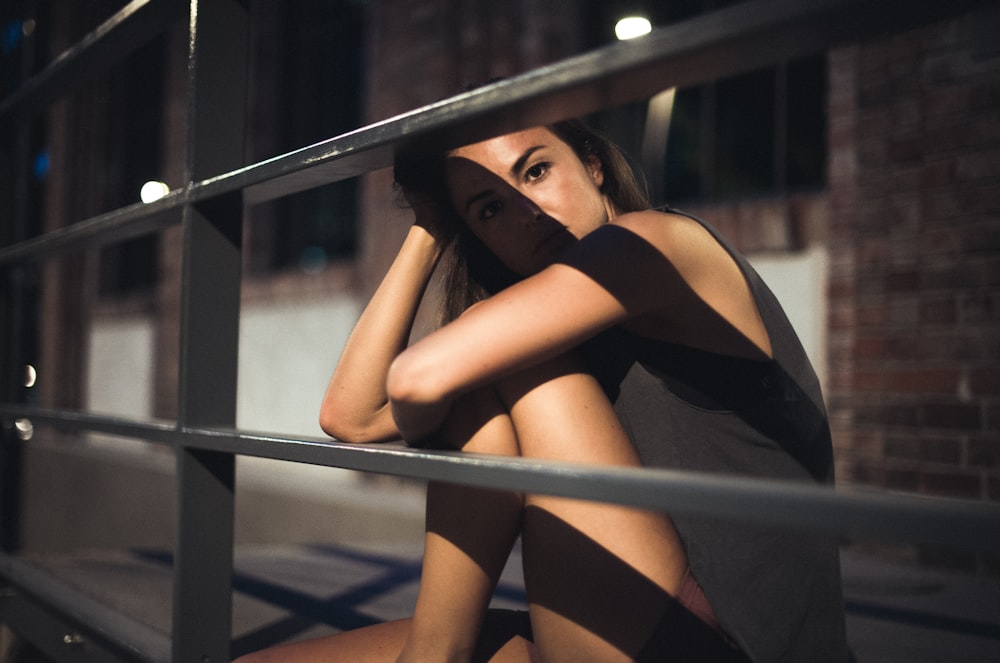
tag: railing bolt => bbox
[62,633,84,646]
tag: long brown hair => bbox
[394,119,650,324]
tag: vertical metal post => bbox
[173,1,248,662]
[640,87,676,208]
[0,85,34,556]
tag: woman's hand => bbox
[402,184,456,249]
[319,211,446,443]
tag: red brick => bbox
[959,293,998,324]
[883,437,923,462]
[909,332,984,362]
[925,85,975,119]
[856,302,887,327]
[970,81,1000,114]
[887,194,921,227]
[969,437,1000,467]
[858,238,890,265]
[924,185,1000,221]
[880,403,925,427]
[921,121,977,153]
[853,336,888,359]
[921,261,983,290]
[887,297,921,326]
[888,135,922,162]
[919,159,957,189]
[989,475,1000,500]
[853,370,885,391]
[828,335,853,362]
[971,111,1000,144]
[850,430,886,455]
[885,269,921,292]
[827,276,855,299]
[984,257,1000,286]
[920,296,958,325]
[921,226,963,256]
[922,402,983,430]
[855,464,922,492]
[921,51,965,85]
[970,367,1000,395]
[956,149,1000,184]
[960,221,1000,256]
[917,470,983,500]
[828,302,856,329]
[827,367,853,392]
[884,368,961,394]
[919,437,964,465]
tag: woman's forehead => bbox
[449,126,560,167]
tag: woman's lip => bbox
[535,227,570,255]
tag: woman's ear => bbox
[586,155,605,188]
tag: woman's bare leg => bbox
[235,388,535,663]
[397,387,529,663]
[237,354,685,663]
[232,614,537,663]
[495,354,689,663]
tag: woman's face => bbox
[445,127,613,277]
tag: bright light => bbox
[140,180,169,203]
[615,16,652,41]
[15,418,33,441]
[25,364,36,388]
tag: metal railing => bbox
[1,0,998,662]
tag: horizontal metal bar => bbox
[0,405,178,446]
[0,0,186,122]
[0,553,171,663]
[238,0,986,206]
[0,193,181,265]
[5,405,1000,554]
[1,0,989,265]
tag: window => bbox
[585,1,827,203]
[659,55,827,202]
[244,0,364,276]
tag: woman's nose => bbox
[513,192,545,223]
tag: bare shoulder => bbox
[608,210,730,271]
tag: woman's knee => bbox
[435,385,521,455]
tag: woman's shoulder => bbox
[607,209,730,271]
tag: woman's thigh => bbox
[232,611,538,663]
[494,355,689,662]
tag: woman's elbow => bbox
[318,401,382,443]
[386,351,443,409]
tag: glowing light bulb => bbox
[15,418,33,441]
[615,16,652,41]
[140,180,169,203]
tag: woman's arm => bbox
[387,210,770,442]
[320,221,444,443]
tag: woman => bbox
[238,120,847,662]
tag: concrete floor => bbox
[7,439,999,661]
[5,541,999,662]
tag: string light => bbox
[615,16,652,41]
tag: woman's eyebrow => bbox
[464,189,495,214]
[510,145,546,177]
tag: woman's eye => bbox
[524,162,550,182]
[479,200,502,221]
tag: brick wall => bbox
[359,0,585,298]
[826,11,1000,567]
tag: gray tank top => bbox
[580,212,848,662]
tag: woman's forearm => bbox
[320,224,443,442]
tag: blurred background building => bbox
[1,0,997,575]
